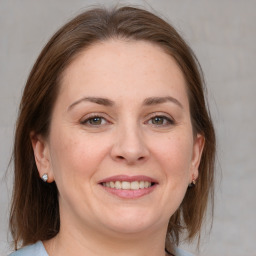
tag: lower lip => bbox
[100,185,157,199]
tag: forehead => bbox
[59,39,189,108]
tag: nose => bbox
[110,124,150,165]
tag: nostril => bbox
[116,155,144,161]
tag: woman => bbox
[9,5,215,256]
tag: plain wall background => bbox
[1,0,255,255]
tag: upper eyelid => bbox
[80,114,112,126]
[79,111,175,123]
[80,112,111,121]
[145,112,175,120]
[144,113,176,125]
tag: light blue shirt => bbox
[9,240,194,256]
[9,241,47,256]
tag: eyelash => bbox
[145,114,175,127]
[80,113,175,127]
[80,114,110,127]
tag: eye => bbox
[80,115,108,126]
[147,115,175,126]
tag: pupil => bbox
[153,117,163,124]
[91,117,101,124]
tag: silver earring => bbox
[41,173,48,182]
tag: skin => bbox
[32,40,204,256]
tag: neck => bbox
[44,220,170,256]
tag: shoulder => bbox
[175,247,195,256]
[9,241,48,256]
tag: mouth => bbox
[98,175,158,199]
[101,180,155,190]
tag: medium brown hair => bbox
[10,5,215,249]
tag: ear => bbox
[190,133,205,182]
[30,132,54,183]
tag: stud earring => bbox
[41,173,48,182]
[188,174,196,188]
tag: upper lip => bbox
[98,175,158,184]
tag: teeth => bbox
[122,181,130,189]
[131,181,139,190]
[110,181,115,188]
[139,181,145,189]
[115,181,121,189]
[145,181,150,188]
[102,181,152,190]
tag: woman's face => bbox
[33,40,204,237]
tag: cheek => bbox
[146,134,194,218]
[48,129,109,183]
[152,134,193,181]
[49,131,87,181]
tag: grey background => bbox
[1,0,255,255]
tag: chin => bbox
[98,207,166,235]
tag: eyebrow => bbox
[68,95,183,111]
[68,97,114,111]
[143,96,183,109]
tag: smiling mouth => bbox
[101,181,155,190]
[98,175,158,198]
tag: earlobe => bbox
[30,132,54,183]
[190,134,205,181]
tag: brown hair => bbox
[10,5,215,249]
